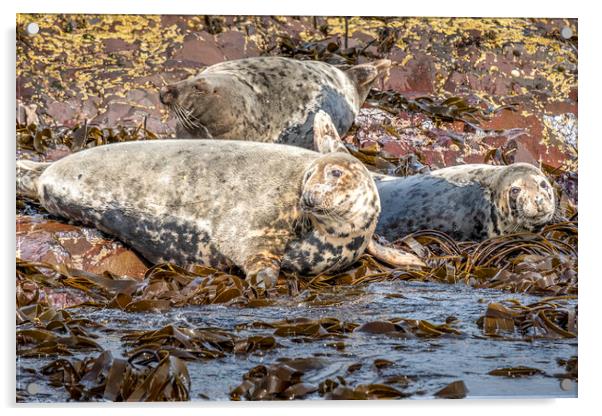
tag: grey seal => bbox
[17,128,423,288]
[375,163,556,242]
[159,56,390,151]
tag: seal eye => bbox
[510,187,521,197]
[330,169,343,178]
[194,82,209,93]
[540,180,548,189]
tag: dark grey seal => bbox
[159,56,390,151]
[375,163,556,242]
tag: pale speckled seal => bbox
[159,56,390,150]
[375,163,556,242]
[17,138,385,288]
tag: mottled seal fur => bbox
[375,163,556,242]
[17,139,382,288]
[159,56,390,150]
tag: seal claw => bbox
[250,268,279,290]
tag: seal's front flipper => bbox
[243,253,281,290]
[250,268,279,291]
[312,110,349,154]
[16,160,50,200]
[366,239,425,268]
[345,59,391,100]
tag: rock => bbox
[217,30,260,60]
[44,101,79,126]
[171,32,226,66]
[16,216,147,279]
[16,100,39,125]
[91,102,134,127]
[102,38,137,53]
[388,55,436,94]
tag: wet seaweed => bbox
[39,350,190,401]
[229,357,414,400]
[17,120,157,155]
[476,297,577,339]
[366,89,518,131]
[16,217,578,314]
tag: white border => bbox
[4,1,599,415]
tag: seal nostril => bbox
[303,193,314,208]
[159,86,178,105]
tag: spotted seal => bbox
[375,163,556,242]
[159,56,390,151]
[17,132,421,288]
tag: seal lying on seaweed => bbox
[17,114,423,288]
[374,163,557,242]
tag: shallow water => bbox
[16,280,577,401]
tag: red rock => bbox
[91,102,134,126]
[160,15,190,32]
[544,100,578,117]
[16,76,35,100]
[45,100,78,126]
[379,137,415,158]
[481,108,543,138]
[350,31,375,44]
[43,145,72,162]
[217,30,260,60]
[171,32,226,66]
[102,38,137,53]
[80,95,102,119]
[16,216,147,279]
[386,67,411,93]
[387,55,436,94]
[463,153,487,164]
[420,149,447,168]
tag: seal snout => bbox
[301,191,323,210]
[159,85,179,105]
[535,195,546,211]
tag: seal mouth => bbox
[300,202,328,215]
[299,202,349,224]
[516,207,554,228]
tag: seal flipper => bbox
[345,59,391,101]
[366,239,425,268]
[313,110,349,154]
[243,253,281,290]
[16,160,51,200]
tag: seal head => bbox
[489,163,556,233]
[282,150,381,275]
[160,73,241,139]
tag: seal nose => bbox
[303,193,315,208]
[302,192,322,209]
[159,85,178,105]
